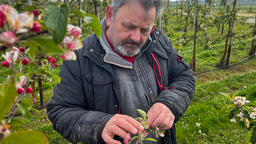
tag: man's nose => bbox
[130,29,141,43]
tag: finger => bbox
[120,116,144,133]
[150,112,165,128]
[102,133,122,144]
[158,116,171,130]
[147,107,161,127]
[108,124,131,140]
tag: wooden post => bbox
[190,0,198,71]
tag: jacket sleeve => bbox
[47,59,112,144]
[153,32,195,123]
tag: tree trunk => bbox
[190,0,198,71]
[27,0,32,5]
[221,0,227,35]
[180,0,184,24]
[157,16,163,29]
[226,0,237,65]
[94,0,100,21]
[204,0,207,7]
[184,0,190,32]
[8,0,11,5]
[38,76,44,107]
[176,0,179,23]
[249,15,256,56]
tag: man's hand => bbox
[147,103,175,130]
[102,114,144,144]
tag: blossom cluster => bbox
[59,24,83,61]
[0,121,11,141]
[0,5,41,46]
[230,96,256,128]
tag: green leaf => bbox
[8,118,23,127]
[50,73,61,83]
[229,107,239,119]
[244,111,251,120]
[219,104,234,114]
[0,74,16,120]
[252,129,256,144]
[29,107,40,113]
[137,109,147,120]
[44,3,69,44]
[17,99,33,119]
[37,19,49,31]
[145,138,157,142]
[74,10,101,38]
[28,43,37,60]
[238,121,245,128]
[24,5,37,12]
[28,37,64,55]
[131,136,138,141]
[2,131,48,144]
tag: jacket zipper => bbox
[138,60,155,103]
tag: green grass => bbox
[176,71,256,144]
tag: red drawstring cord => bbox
[151,53,163,91]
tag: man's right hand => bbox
[102,114,144,144]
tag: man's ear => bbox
[106,5,113,27]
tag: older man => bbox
[47,0,195,144]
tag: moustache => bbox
[121,39,141,47]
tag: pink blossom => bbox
[60,51,77,61]
[32,9,38,16]
[123,139,128,144]
[68,43,76,51]
[2,61,9,67]
[0,31,17,46]
[17,87,24,94]
[54,63,58,68]
[63,36,72,44]
[2,47,20,64]
[31,22,41,33]
[19,47,25,52]
[48,56,52,62]
[67,24,75,32]
[70,26,82,38]
[22,58,29,65]
[26,87,32,93]
[51,58,56,64]
[0,19,4,27]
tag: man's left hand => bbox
[146,103,175,130]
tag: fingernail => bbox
[126,135,130,140]
[132,129,137,134]
[140,126,144,130]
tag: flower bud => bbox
[123,140,128,144]
[2,61,9,67]
[51,58,56,64]
[70,27,82,37]
[26,87,32,93]
[54,63,58,68]
[22,58,29,65]
[31,22,42,33]
[0,31,17,46]
[17,87,24,94]
[0,18,4,28]
[19,47,25,52]
[68,43,76,51]
[48,56,52,62]
[32,9,38,17]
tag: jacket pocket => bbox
[84,71,114,113]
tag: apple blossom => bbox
[60,51,77,61]
[2,61,9,67]
[51,58,56,64]
[63,36,72,44]
[31,22,42,33]
[26,87,32,94]
[32,9,38,16]
[67,24,75,32]
[22,58,29,65]
[68,43,76,51]
[0,31,17,46]
[48,56,52,62]
[0,121,11,139]
[19,47,25,52]
[0,18,4,27]
[54,63,58,68]
[2,47,20,64]
[70,26,82,38]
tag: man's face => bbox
[106,2,156,57]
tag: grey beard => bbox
[114,45,141,57]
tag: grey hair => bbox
[111,0,164,21]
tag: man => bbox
[47,0,195,144]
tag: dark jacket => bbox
[47,28,195,144]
